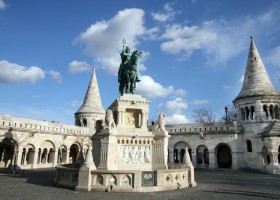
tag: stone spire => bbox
[75,69,105,128]
[76,68,105,114]
[234,36,279,102]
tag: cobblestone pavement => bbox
[0,168,279,200]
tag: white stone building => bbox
[0,37,279,174]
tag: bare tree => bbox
[4,128,30,174]
[221,104,237,122]
[192,108,216,123]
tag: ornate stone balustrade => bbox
[0,115,90,136]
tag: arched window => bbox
[21,148,26,165]
[180,149,185,163]
[269,105,274,119]
[250,106,255,120]
[82,118,87,127]
[245,107,250,120]
[174,149,179,163]
[246,140,252,152]
[263,105,268,119]
[196,145,209,165]
[262,146,270,165]
[241,108,245,121]
[275,105,279,119]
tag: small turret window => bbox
[246,140,252,152]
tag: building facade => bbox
[0,37,280,174]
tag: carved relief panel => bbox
[125,109,140,128]
[118,145,151,164]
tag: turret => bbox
[75,69,105,131]
[233,36,280,122]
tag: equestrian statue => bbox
[118,39,142,95]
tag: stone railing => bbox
[0,115,91,136]
[166,121,238,134]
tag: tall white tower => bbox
[75,69,105,131]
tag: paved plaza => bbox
[0,168,279,200]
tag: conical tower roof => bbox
[75,69,105,114]
[234,36,280,102]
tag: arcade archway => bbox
[216,144,232,168]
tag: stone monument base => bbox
[55,166,196,192]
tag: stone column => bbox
[272,106,276,119]
[208,151,216,169]
[53,148,59,167]
[237,106,241,121]
[32,149,38,169]
[117,111,121,126]
[168,148,174,163]
[141,112,145,128]
[248,108,252,120]
[16,147,23,168]
[66,149,70,164]
[191,151,197,168]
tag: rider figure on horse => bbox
[118,43,141,95]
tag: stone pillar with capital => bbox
[208,151,216,168]
[32,149,38,169]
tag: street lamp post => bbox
[225,106,228,121]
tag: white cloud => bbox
[48,70,62,83]
[151,3,177,23]
[74,8,146,75]
[136,75,178,98]
[0,60,45,83]
[189,99,208,105]
[68,60,92,73]
[158,98,188,114]
[160,9,280,65]
[166,114,190,124]
[0,0,6,10]
[173,89,187,96]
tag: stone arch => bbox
[261,146,270,165]
[69,143,80,164]
[246,140,252,152]
[173,141,192,163]
[82,118,87,127]
[196,145,209,165]
[38,140,55,165]
[0,138,16,168]
[21,144,35,165]
[58,145,67,164]
[216,143,232,168]
[263,105,269,119]
[250,106,255,120]
[121,175,131,186]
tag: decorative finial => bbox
[250,35,254,39]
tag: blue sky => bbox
[1,0,280,125]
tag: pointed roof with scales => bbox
[234,36,280,102]
[75,68,105,115]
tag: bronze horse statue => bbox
[119,50,142,95]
